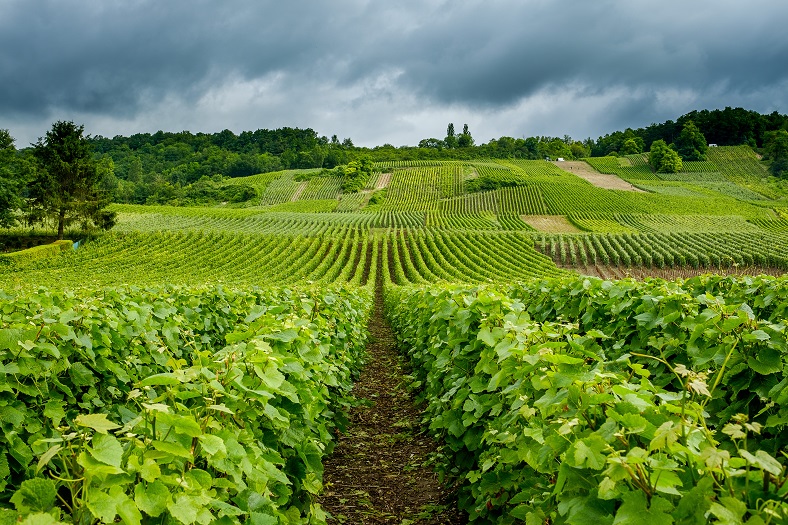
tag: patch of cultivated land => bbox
[520,214,582,233]
[553,160,646,192]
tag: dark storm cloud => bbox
[378,0,788,107]
[0,0,342,115]
[1,0,787,144]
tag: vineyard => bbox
[386,275,788,522]
[2,145,788,524]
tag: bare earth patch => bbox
[375,172,393,190]
[553,161,645,192]
[521,215,582,233]
[291,181,308,201]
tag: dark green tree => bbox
[764,129,788,178]
[674,120,708,160]
[0,130,32,228]
[445,123,458,149]
[418,138,444,149]
[621,138,643,155]
[538,137,573,160]
[457,124,474,148]
[648,139,682,173]
[30,121,116,239]
[0,128,13,150]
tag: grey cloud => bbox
[375,1,788,107]
[1,0,787,145]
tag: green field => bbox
[2,145,788,523]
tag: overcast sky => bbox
[2,0,787,148]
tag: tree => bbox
[445,123,458,149]
[457,124,474,148]
[30,121,116,239]
[0,130,32,228]
[674,120,708,161]
[621,138,643,155]
[418,138,444,149]
[764,129,788,178]
[570,140,591,158]
[341,156,373,192]
[648,139,682,173]
[0,129,13,150]
[538,137,573,160]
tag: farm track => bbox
[319,267,465,524]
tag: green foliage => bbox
[387,277,788,524]
[620,138,643,155]
[0,240,72,268]
[0,228,376,290]
[445,123,458,149]
[0,284,371,524]
[540,137,574,160]
[465,168,527,192]
[674,120,709,161]
[29,122,116,239]
[0,131,33,228]
[648,140,683,173]
[584,156,659,181]
[457,124,474,148]
[341,157,373,192]
[764,129,788,178]
[367,189,385,206]
[0,129,13,151]
[534,227,788,270]
[593,108,788,156]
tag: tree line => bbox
[2,107,787,236]
[593,107,788,156]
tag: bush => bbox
[0,239,73,266]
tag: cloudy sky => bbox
[2,0,787,148]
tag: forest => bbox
[2,107,788,211]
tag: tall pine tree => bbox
[30,121,116,239]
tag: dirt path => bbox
[319,272,464,524]
[375,172,393,190]
[553,161,645,192]
[291,181,308,201]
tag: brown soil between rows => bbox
[562,263,787,280]
[319,278,465,524]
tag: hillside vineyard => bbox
[2,147,788,524]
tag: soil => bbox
[375,172,393,190]
[561,263,786,280]
[319,272,465,524]
[291,181,308,201]
[553,161,646,192]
